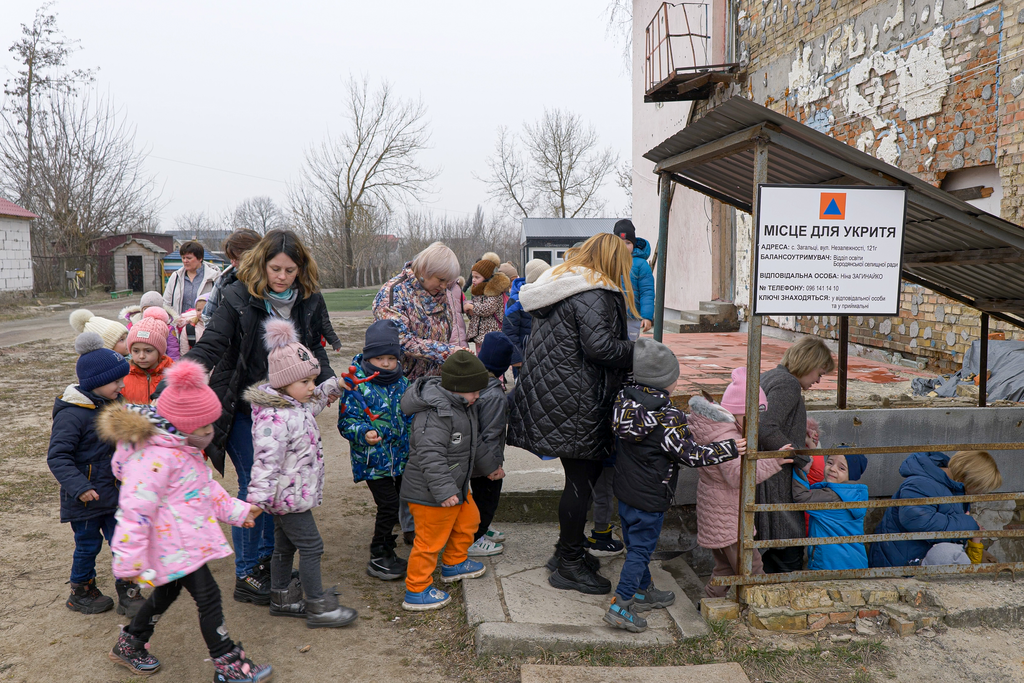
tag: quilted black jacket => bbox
[508,271,634,461]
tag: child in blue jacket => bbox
[612,220,655,340]
[338,320,412,581]
[792,451,869,570]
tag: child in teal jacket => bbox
[793,451,869,570]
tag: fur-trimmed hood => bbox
[58,384,97,408]
[687,395,740,447]
[96,402,179,446]
[119,303,178,325]
[687,395,736,423]
[243,382,297,409]
[471,272,511,298]
[518,266,623,313]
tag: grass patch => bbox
[322,287,381,312]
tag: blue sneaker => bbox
[440,559,486,583]
[402,587,451,611]
[603,597,648,633]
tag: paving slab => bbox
[520,662,750,683]
[466,522,707,655]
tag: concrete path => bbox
[463,522,707,655]
[520,663,750,683]
[0,299,126,347]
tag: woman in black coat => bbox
[508,234,636,594]
[185,229,335,604]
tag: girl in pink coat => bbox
[99,360,272,682]
[687,367,792,599]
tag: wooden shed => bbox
[111,237,167,293]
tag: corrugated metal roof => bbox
[644,98,1024,326]
[521,217,626,242]
[0,197,38,220]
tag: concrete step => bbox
[663,319,703,334]
[521,663,750,683]
[699,300,737,316]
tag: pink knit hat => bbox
[126,307,170,355]
[156,360,222,434]
[264,319,320,389]
[720,367,768,415]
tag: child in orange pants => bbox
[399,351,490,611]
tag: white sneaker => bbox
[467,537,504,557]
[483,526,506,543]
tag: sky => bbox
[0,1,633,231]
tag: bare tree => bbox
[232,195,285,234]
[480,108,618,219]
[606,0,633,72]
[399,206,521,277]
[293,76,438,287]
[616,161,632,215]
[174,211,224,249]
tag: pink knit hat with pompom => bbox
[156,360,222,434]
[720,367,768,416]
[126,306,170,355]
[264,319,320,389]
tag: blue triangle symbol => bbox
[823,198,842,216]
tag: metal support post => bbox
[837,316,849,409]
[653,173,673,342]
[739,136,769,577]
[980,313,989,408]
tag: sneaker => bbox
[483,526,506,543]
[109,627,161,676]
[403,530,415,546]
[211,644,273,683]
[585,527,625,557]
[367,550,406,581]
[67,578,114,614]
[604,597,648,633]
[545,547,600,573]
[233,569,271,606]
[467,537,504,557]
[548,555,611,595]
[402,587,451,611]
[440,559,486,583]
[115,579,147,618]
[633,583,676,612]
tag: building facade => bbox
[0,198,37,297]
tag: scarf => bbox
[361,358,404,386]
[264,287,298,319]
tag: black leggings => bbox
[470,476,503,542]
[365,476,402,551]
[761,547,804,574]
[127,564,233,659]
[557,458,606,558]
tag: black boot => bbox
[115,579,147,618]
[305,587,358,629]
[548,553,611,595]
[545,545,600,573]
[233,568,271,605]
[67,578,114,614]
[367,543,406,581]
[269,577,305,618]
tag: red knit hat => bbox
[126,307,170,356]
[155,360,222,434]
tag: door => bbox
[126,255,144,292]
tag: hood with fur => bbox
[58,384,97,408]
[687,395,740,446]
[119,303,178,325]
[96,402,179,446]
[518,266,622,313]
[471,272,511,298]
[243,382,297,409]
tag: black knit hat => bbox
[363,319,402,359]
[441,350,490,393]
[478,331,515,377]
[613,219,636,245]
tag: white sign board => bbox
[753,185,907,316]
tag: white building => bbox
[0,197,37,297]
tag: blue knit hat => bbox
[844,453,868,481]
[363,319,402,360]
[75,332,130,392]
[478,331,515,377]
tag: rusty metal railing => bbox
[645,2,711,95]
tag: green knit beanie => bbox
[441,350,490,393]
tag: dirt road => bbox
[0,300,127,348]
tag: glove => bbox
[966,540,984,564]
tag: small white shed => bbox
[0,197,37,297]
[111,237,167,293]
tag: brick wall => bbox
[0,218,33,292]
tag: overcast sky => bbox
[1,1,632,231]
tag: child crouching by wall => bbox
[793,451,869,570]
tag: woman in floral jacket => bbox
[373,243,464,380]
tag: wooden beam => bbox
[654,123,767,174]
[904,247,1024,267]
[974,298,1024,315]
[667,172,753,214]
[947,186,994,201]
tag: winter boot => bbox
[67,578,114,614]
[108,627,161,676]
[585,525,625,557]
[604,596,648,633]
[367,544,406,581]
[305,588,358,629]
[115,579,147,618]
[545,545,600,573]
[269,578,305,618]
[548,553,611,595]
[233,568,271,605]
[211,643,273,683]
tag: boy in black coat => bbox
[605,338,743,633]
[47,332,144,616]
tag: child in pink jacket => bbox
[687,367,792,599]
[99,360,272,682]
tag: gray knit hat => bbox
[633,337,680,390]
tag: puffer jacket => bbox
[373,265,461,381]
[446,282,468,348]
[793,468,869,570]
[338,354,411,482]
[870,451,979,568]
[47,385,122,523]
[400,377,478,507]
[508,266,633,461]
[466,273,511,343]
[245,378,339,515]
[629,238,655,321]
[98,403,251,587]
[120,304,181,360]
[612,385,739,513]
[472,377,507,477]
[503,277,532,355]
[122,355,174,405]
[687,395,783,549]
[184,279,335,474]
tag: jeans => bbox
[470,475,503,541]
[615,502,664,602]
[590,466,615,530]
[557,458,605,558]
[226,410,274,577]
[627,318,643,341]
[128,564,234,659]
[365,476,403,551]
[69,514,117,584]
[272,511,325,601]
[400,501,414,533]
[706,542,766,599]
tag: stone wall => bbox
[0,217,33,293]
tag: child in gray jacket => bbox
[400,350,491,611]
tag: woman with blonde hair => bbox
[509,233,636,595]
[184,229,336,604]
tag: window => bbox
[532,249,552,265]
[556,250,566,261]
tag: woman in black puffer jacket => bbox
[508,233,636,594]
